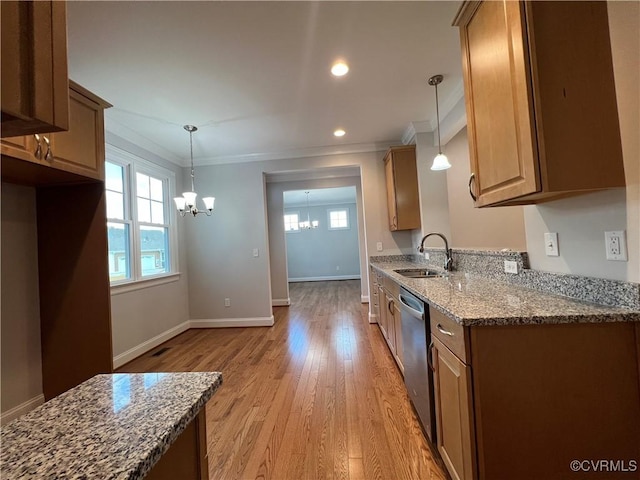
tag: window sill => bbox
[110,273,181,296]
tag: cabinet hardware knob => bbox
[43,136,53,162]
[33,134,42,159]
[436,324,454,336]
[468,173,477,202]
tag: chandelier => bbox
[173,125,215,216]
[299,191,318,229]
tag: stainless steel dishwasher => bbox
[399,287,436,443]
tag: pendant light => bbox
[173,125,215,216]
[299,191,319,229]
[428,74,452,171]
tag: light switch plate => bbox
[544,232,559,257]
[253,248,259,257]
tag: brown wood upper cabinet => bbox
[1,81,111,181]
[1,0,69,138]
[454,1,625,207]
[384,145,421,230]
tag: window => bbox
[328,208,349,230]
[105,146,177,285]
[284,212,300,232]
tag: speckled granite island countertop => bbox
[1,372,222,480]
[370,259,640,326]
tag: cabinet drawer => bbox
[430,307,469,364]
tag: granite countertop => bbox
[1,372,223,480]
[370,259,640,327]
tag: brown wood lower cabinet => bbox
[146,410,209,480]
[374,272,403,374]
[430,307,640,480]
[432,336,475,480]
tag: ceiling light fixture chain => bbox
[173,125,215,217]
[428,74,452,171]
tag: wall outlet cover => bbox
[224,298,231,307]
[605,230,628,261]
[424,252,430,260]
[504,260,518,274]
[376,242,383,252]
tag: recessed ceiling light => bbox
[334,129,346,137]
[331,61,349,77]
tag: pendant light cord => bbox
[189,129,196,192]
[435,82,442,155]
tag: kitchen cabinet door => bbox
[432,337,476,480]
[1,0,69,138]
[454,1,624,207]
[0,135,41,164]
[377,285,388,339]
[384,293,397,356]
[47,83,110,180]
[383,145,421,231]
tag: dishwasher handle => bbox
[399,293,424,319]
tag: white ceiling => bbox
[66,1,463,167]
[283,186,357,208]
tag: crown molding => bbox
[193,141,395,166]
[401,123,417,145]
[265,166,361,183]
[104,116,185,166]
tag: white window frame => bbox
[284,211,301,233]
[327,207,350,230]
[106,145,179,290]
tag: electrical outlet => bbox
[336,266,340,271]
[544,232,559,257]
[424,252,430,260]
[605,231,628,261]
[376,242,383,252]
[224,298,231,307]
[504,260,518,274]
[253,248,259,257]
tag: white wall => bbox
[1,183,44,420]
[285,202,360,280]
[186,150,414,322]
[105,133,191,366]
[523,2,640,282]
[412,131,452,250]
[444,128,527,251]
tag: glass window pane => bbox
[137,198,151,223]
[107,222,130,282]
[149,177,163,202]
[139,226,169,277]
[105,162,123,193]
[136,173,150,199]
[151,200,164,224]
[106,191,124,220]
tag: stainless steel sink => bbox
[394,268,444,278]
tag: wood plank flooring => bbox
[118,280,448,480]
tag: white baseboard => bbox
[368,312,378,324]
[288,275,361,282]
[361,295,369,303]
[190,316,275,328]
[1,394,45,425]
[113,320,191,369]
[272,298,291,306]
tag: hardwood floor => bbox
[118,280,448,480]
